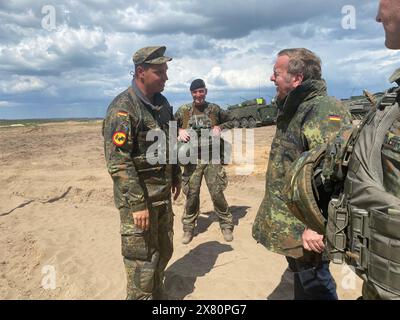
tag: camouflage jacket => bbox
[252,79,352,258]
[174,102,234,130]
[103,82,181,212]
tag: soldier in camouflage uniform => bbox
[103,46,181,300]
[252,48,352,300]
[175,79,234,244]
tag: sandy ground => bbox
[0,122,362,300]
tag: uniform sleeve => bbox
[302,97,352,150]
[104,108,147,212]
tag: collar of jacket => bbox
[131,80,163,112]
[277,79,327,117]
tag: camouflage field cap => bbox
[132,46,172,65]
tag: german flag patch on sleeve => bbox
[112,131,127,147]
[117,111,129,117]
[329,115,341,122]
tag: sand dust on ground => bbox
[0,123,362,299]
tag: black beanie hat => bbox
[190,79,206,91]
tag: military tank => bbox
[227,97,277,128]
[341,91,384,120]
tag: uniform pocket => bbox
[121,225,150,261]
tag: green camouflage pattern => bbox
[103,86,181,299]
[181,163,232,230]
[175,102,234,231]
[132,46,172,65]
[252,79,352,258]
[121,203,173,300]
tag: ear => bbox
[204,88,208,95]
[136,65,145,79]
[292,73,304,87]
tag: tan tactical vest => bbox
[326,86,400,296]
[180,103,218,130]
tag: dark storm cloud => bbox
[0,0,396,119]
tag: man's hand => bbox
[132,209,150,231]
[178,128,190,142]
[172,182,181,201]
[211,125,222,137]
[302,228,325,253]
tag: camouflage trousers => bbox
[119,201,174,300]
[181,163,233,231]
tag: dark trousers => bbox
[286,256,338,300]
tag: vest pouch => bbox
[368,248,400,296]
[370,208,400,242]
[349,207,370,270]
[368,209,400,292]
[326,196,348,264]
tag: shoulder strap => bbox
[344,87,400,165]
[204,103,218,126]
[324,87,400,183]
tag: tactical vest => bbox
[179,103,223,164]
[325,85,400,296]
[181,103,218,130]
[127,88,174,204]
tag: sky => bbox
[0,0,398,119]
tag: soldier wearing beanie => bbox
[175,79,235,244]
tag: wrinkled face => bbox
[270,55,302,101]
[191,87,207,106]
[137,63,168,94]
[376,0,400,49]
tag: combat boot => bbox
[182,230,193,244]
[221,228,233,242]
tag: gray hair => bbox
[278,48,322,81]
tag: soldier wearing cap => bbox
[103,46,181,300]
[175,79,234,244]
